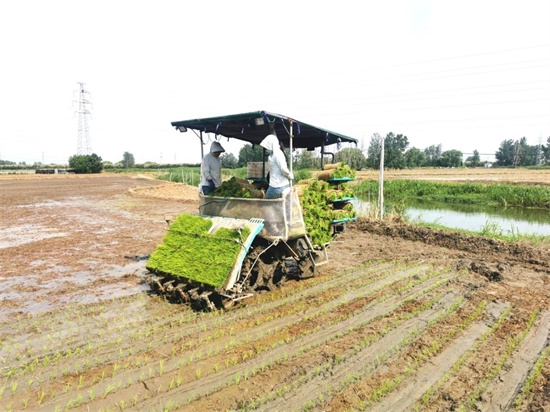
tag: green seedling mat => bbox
[146,214,250,288]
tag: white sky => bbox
[0,0,549,165]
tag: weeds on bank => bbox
[357,180,550,209]
[415,219,550,244]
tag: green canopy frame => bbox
[171,110,358,169]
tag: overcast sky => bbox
[1,0,549,165]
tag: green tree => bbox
[121,152,135,168]
[471,149,480,167]
[404,147,427,168]
[383,132,409,169]
[293,149,317,170]
[424,144,442,167]
[495,139,515,166]
[543,136,550,164]
[220,153,238,168]
[334,147,367,170]
[366,132,408,169]
[518,137,538,166]
[495,138,539,167]
[68,154,103,174]
[438,150,463,167]
[238,144,264,167]
[366,133,382,169]
[465,149,481,168]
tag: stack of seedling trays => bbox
[320,162,358,230]
[298,162,357,248]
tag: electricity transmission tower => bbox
[536,136,543,165]
[512,141,521,167]
[74,82,92,155]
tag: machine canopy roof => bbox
[171,111,357,149]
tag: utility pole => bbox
[74,82,92,155]
[377,133,385,219]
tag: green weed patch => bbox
[146,214,250,288]
[357,180,550,209]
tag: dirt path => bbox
[0,174,548,412]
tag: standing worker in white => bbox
[260,133,294,199]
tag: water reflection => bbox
[354,197,550,236]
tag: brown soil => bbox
[354,167,550,185]
[0,173,548,412]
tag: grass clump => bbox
[146,214,250,288]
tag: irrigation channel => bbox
[354,197,550,236]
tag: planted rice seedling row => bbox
[0,262,414,410]
[133,265,455,410]
[1,259,521,412]
[1,264,403,406]
[245,289,465,411]
[412,304,513,410]
[337,299,505,411]
[80,266,439,409]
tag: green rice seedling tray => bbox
[328,177,355,183]
[146,214,262,289]
[330,217,358,224]
[330,197,357,203]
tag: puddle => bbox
[0,224,67,249]
[0,260,151,319]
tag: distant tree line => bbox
[3,136,549,173]
[495,136,550,167]
[233,133,550,170]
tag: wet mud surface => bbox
[0,174,549,411]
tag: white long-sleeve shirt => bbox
[260,134,292,188]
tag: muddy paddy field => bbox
[0,173,549,411]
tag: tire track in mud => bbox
[260,290,463,412]
[135,267,456,411]
[475,311,550,412]
[367,301,510,412]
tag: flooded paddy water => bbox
[355,197,550,236]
